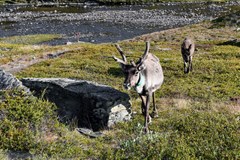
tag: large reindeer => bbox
[113,41,164,133]
[181,37,195,74]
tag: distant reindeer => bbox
[113,41,164,133]
[181,37,195,74]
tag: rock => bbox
[21,78,132,131]
[76,128,103,138]
[0,69,30,93]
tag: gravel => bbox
[0,2,238,44]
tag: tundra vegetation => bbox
[0,11,240,160]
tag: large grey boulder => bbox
[21,78,131,131]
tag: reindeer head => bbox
[113,42,150,90]
[185,44,193,55]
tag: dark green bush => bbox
[0,90,108,159]
[0,90,58,151]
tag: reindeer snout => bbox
[123,83,131,90]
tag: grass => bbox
[0,34,77,66]
[0,13,240,159]
[16,25,240,101]
[111,108,239,159]
[0,34,62,45]
[0,90,110,159]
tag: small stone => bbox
[76,128,103,138]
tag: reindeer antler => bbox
[137,41,150,67]
[142,41,150,61]
[112,44,128,65]
[115,44,127,62]
[113,56,127,65]
[130,60,136,67]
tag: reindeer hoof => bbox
[150,112,159,118]
[184,67,189,74]
[147,115,152,124]
[143,127,149,134]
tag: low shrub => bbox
[0,90,111,159]
[106,108,240,159]
[0,90,58,151]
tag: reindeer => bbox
[181,37,195,74]
[113,41,164,133]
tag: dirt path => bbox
[0,48,81,74]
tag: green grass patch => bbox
[0,34,62,45]
[106,107,239,159]
[0,35,74,65]
[16,41,240,101]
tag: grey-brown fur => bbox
[181,37,195,73]
[113,41,164,133]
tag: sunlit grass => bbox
[0,34,63,65]
[0,34,62,45]
[16,40,240,101]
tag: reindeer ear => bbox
[137,63,146,71]
[120,63,126,70]
[188,44,192,51]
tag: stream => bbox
[0,1,238,45]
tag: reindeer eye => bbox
[134,71,139,76]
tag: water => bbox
[0,2,236,45]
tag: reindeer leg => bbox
[150,92,158,118]
[187,62,190,73]
[139,95,146,116]
[184,62,188,74]
[189,56,193,72]
[144,93,151,133]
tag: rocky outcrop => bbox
[21,78,131,131]
[0,71,131,131]
[0,69,30,93]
